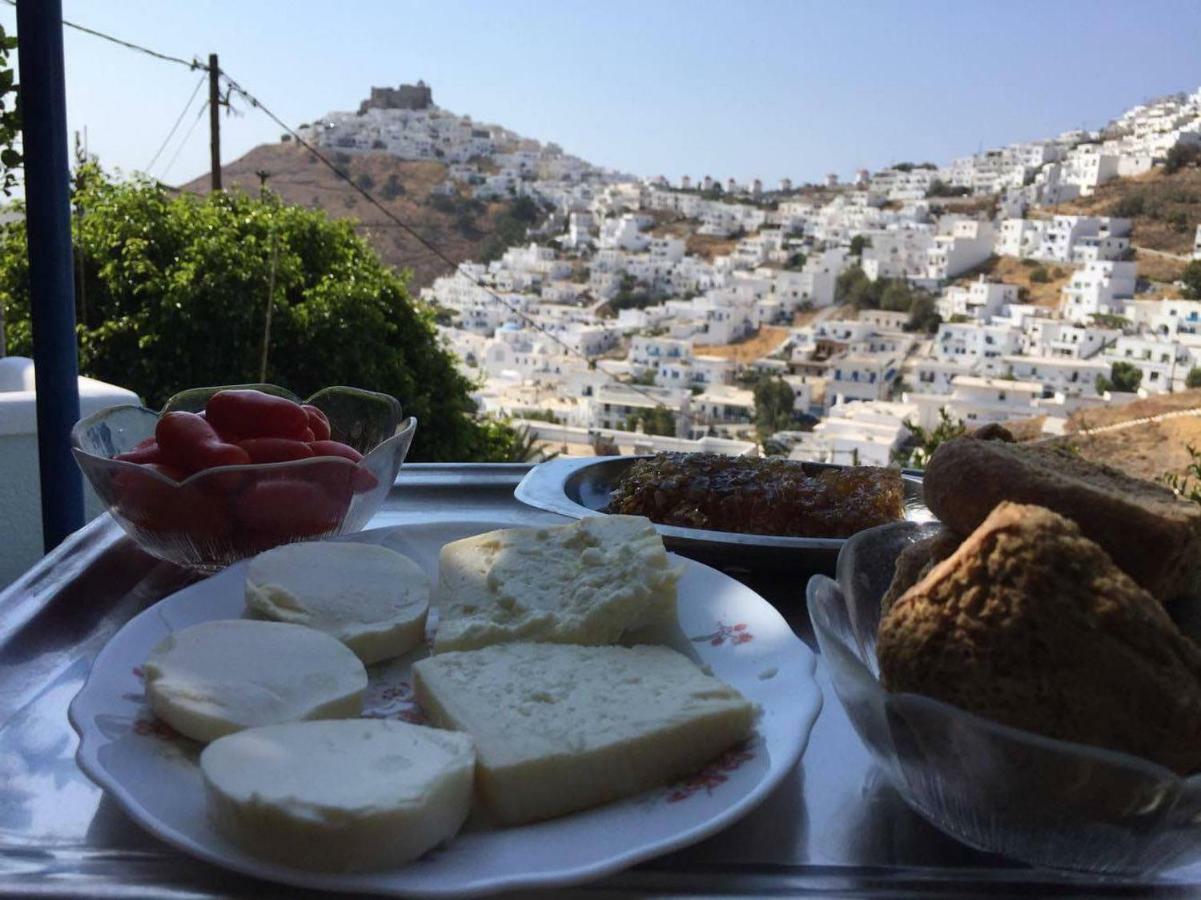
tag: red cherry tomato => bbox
[234,480,348,537]
[302,405,331,441]
[114,441,163,464]
[237,438,316,464]
[113,468,230,538]
[309,440,363,463]
[144,462,186,481]
[206,390,310,440]
[352,468,380,494]
[156,411,251,473]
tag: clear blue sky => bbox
[4,1,1201,187]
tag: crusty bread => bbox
[879,527,961,614]
[923,436,1201,602]
[878,502,1201,774]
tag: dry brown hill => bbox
[1033,167,1201,288]
[180,144,521,289]
[954,255,1073,309]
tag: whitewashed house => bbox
[926,219,996,281]
[937,277,1021,321]
[1061,261,1137,322]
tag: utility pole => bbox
[208,53,222,191]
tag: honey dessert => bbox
[604,453,904,538]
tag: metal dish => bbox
[514,456,930,572]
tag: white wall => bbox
[0,357,141,586]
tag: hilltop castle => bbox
[357,81,433,114]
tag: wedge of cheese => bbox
[245,542,430,665]
[200,720,475,871]
[413,643,754,824]
[432,515,680,653]
[143,620,367,743]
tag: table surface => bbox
[3,463,1201,899]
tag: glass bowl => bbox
[71,384,417,572]
[807,520,1201,876]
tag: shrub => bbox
[0,163,522,462]
[1029,266,1050,284]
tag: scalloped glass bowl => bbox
[808,521,1201,876]
[71,384,416,572]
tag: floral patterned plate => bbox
[68,520,822,898]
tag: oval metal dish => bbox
[515,456,930,573]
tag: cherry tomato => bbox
[302,405,331,441]
[206,390,309,440]
[234,480,348,537]
[353,469,380,493]
[144,462,186,481]
[156,411,251,473]
[113,468,230,539]
[237,438,316,464]
[309,440,363,463]
[114,441,163,464]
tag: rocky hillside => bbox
[180,143,532,289]
[1040,166,1201,288]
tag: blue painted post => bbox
[16,0,84,550]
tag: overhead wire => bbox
[5,3,668,407]
[0,0,201,71]
[145,73,207,175]
[217,68,669,406]
[160,100,209,180]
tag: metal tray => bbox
[4,463,1201,898]
[515,456,930,572]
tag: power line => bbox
[217,69,669,407]
[145,73,206,175]
[0,0,201,71]
[0,2,668,407]
[161,100,209,180]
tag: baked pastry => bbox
[878,502,1201,774]
[879,527,960,614]
[605,453,904,538]
[923,435,1201,602]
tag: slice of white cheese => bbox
[245,542,431,665]
[413,643,755,824]
[143,620,367,743]
[200,719,475,871]
[432,515,680,653]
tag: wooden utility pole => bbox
[208,53,222,191]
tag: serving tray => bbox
[6,463,1201,897]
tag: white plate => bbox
[69,520,822,898]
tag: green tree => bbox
[1096,361,1143,395]
[0,163,520,461]
[1187,367,1201,389]
[0,24,18,197]
[834,265,873,307]
[1182,260,1201,301]
[379,173,406,200]
[624,406,676,436]
[906,293,941,334]
[894,408,966,469]
[753,376,796,442]
[849,235,870,257]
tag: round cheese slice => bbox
[200,719,476,871]
[143,619,367,743]
[245,542,431,665]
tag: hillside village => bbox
[299,83,1201,467]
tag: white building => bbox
[937,277,1020,321]
[1060,260,1137,322]
[926,219,996,281]
[787,400,916,466]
